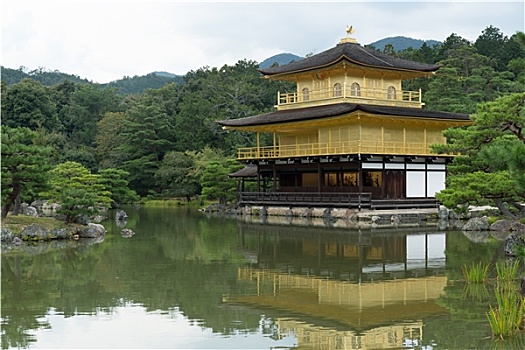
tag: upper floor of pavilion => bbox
[258,27,439,111]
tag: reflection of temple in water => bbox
[226,226,450,349]
[277,319,423,350]
[238,223,447,282]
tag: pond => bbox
[1,207,524,349]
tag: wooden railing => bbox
[277,86,422,109]
[239,191,372,208]
[237,140,442,160]
[239,192,439,210]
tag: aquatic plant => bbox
[487,260,525,339]
[487,285,525,339]
[462,261,490,283]
[495,260,520,285]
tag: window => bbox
[333,83,342,97]
[324,173,339,186]
[350,82,361,96]
[363,171,382,187]
[324,172,359,187]
[387,86,397,100]
[302,87,310,101]
[343,172,358,186]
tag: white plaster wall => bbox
[406,171,425,197]
[426,171,446,198]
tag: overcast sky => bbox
[2,1,524,84]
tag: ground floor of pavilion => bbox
[231,154,451,210]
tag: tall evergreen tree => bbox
[154,151,201,200]
[119,90,177,195]
[1,127,52,217]
[95,111,127,168]
[61,84,122,147]
[473,27,525,73]
[434,92,525,218]
[200,159,242,205]
[42,161,112,222]
[2,79,60,131]
[98,168,139,207]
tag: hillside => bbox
[1,66,185,94]
[1,36,439,93]
[258,53,304,68]
[1,66,92,86]
[103,73,185,94]
[368,36,442,52]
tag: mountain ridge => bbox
[368,36,442,51]
[1,36,443,93]
[258,36,442,69]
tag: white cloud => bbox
[2,1,524,83]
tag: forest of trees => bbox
[0,67,186,94]
[2,26,525,219]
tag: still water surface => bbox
[2,207,524,349]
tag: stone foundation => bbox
[239,205,441,229]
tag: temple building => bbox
[217,28,471,210]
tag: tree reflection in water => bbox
[2,207,523,349]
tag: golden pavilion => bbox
[217,28,471,210]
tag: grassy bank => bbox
[2,215,74,235]
[142,198,211,208]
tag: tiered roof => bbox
[218,103,470,128]
[258,41,440,77]
[218,31,469,128]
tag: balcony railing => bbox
[237,140,445,160]
[277,86,422,109]
[239,191,372,208]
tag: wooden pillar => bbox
[382,160,386,199]
[257,164,261,193]
[317,162,322,193]
[273,131,277,157]
[294,168,298,191]
[272,164,277,192]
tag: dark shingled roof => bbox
[229,164,257,178]
[258,41,440,76]
[217,103,470,128]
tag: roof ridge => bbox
[356,44,394,67]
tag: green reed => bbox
[495,260,520,285]
[487,260,525,339]
[462,261,490,283]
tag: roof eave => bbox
[259,56,438,79]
